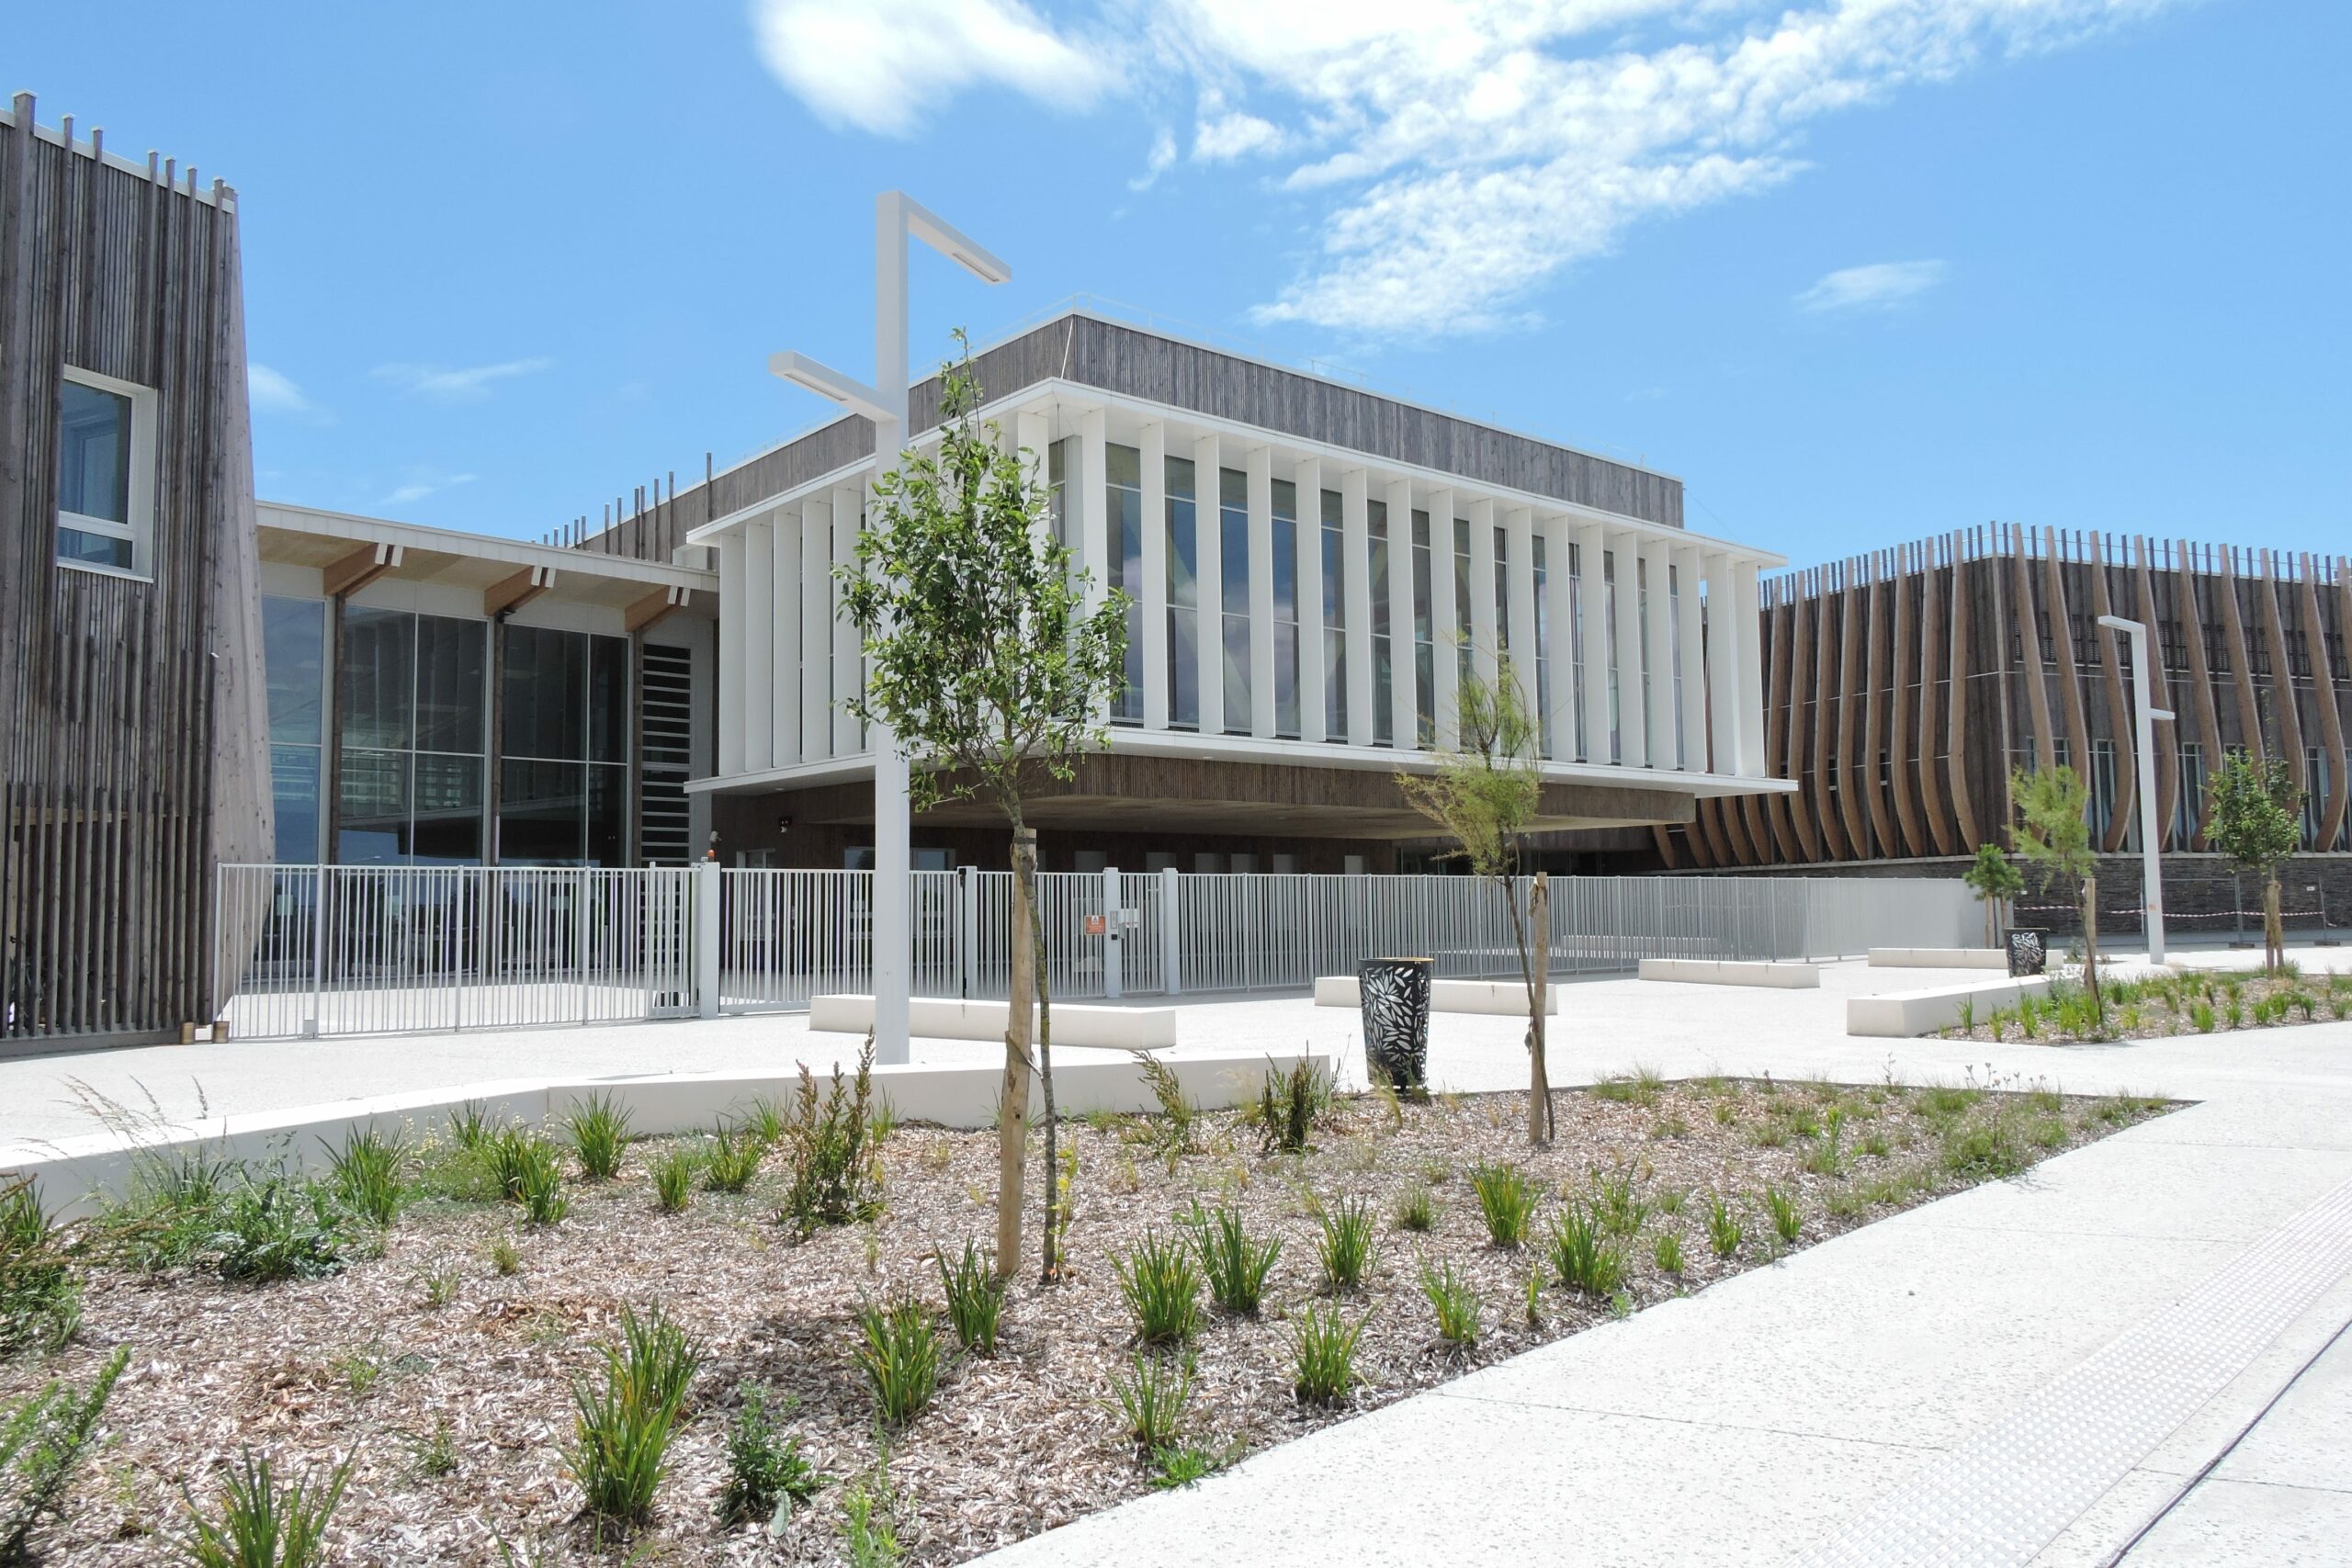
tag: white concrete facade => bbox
[686,334,1787,813]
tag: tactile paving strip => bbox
[1795,1176,2352,1568]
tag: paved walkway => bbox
[7,945,2350,1563]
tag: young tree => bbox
[2008,764,2103,1012]
[2205,749,2303,975]
[1397,654,1555,1145]
[839,334,1128,1284]
[1962,843,2025,949]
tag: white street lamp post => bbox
[2097,615,2176,964]
[770,192,1009,1064]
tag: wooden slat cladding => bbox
[574,310,1682,561]
[1676,530,2352,869]
[0,99,268,1045]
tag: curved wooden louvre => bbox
[1836,571,1874,857]
[1946,538,1982,848]
[2255,550,2305,797]
[1811,570,1851,861]
[2176,540,2226,849]
[1860,559,1899,856]
[1783,587,1824,863]
[1887,546,1926,856]
[2216,547,2267,761]
[2087,535,2135,853]
[2307,557,2348,852]
[2041,530,2095,801]
[2131,537,2180,850]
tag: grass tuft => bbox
[1416,1258,1480,1348]
[936,1240,1004,1357]
[565,1094,633,1183]
[1114,1229,1203,1346]
[1290,1303,1366,1405]
[1469,1164,1537,1248]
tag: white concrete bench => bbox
[1311,976,1560,1016]
[1846,976,2054,1037]
[1636,958,1821,988]
[1868,947,2009,969]
[807,994,1178,1049]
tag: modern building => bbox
[583,307,1792,874]
[0,96,271,1049]
[1602,525,2352,931]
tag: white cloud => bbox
[247,363,320,418]
[381,472,477,507]
[1796,259,1950,314]
[749,0,2189,336]
[371,358,553,403]
[1130,127,1180,190]
[751,0,1116,137]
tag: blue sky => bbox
[11,0,2346,566]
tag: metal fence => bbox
[217,864,1972,1039]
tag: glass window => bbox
[416,615,488,754]
[1533,536,1552,757]
[270,744,322,864]
[1107,443,1144,723]
[1369,500,1394,747]
[1272,479,1299,738]
[57,374,149,574]
[1411,511,1434,746]
[413,753,485,864]
[1220,468,1250,734]
[334,608,491,863]
[341,607,415,751]
[499,626,631,864]
[1321,489,1346,739]
[338,749,412,864]
[503,626,584,761]
[264,597,326,747]
[1166,457,1199,728]
[499,759,585,866]
[1453,517,1474,694]
[589,636,628,762]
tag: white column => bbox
[1014,409,1052,554]
[1139,423,1169,730]
[800,495,831,760]
[1577,522,1610,764]
[1544,515,1577,761]
[1247,446,1276,738]
[1078,408,1110,613]
[717,532,746,776]
[743,520,775,772]
[1674,544,1705,772]
[1736,558,1767,776]
[1295,455,1326,744]
[1341,468,1374,746]
[1429,488,1459,749]
[1505,506,1536,704]
[1467,497,1498,694]
[1611,532,1647,769]
[774,510,801,766]
[1704,550,1739,774]
[1195,434,1225,736]
[831,484,863,757]
[1385,478,1418,749]
[1641,536,1675,770]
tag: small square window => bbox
[56,367,156,579]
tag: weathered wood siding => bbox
[0,97,269,1044]
[575,310,1683,561]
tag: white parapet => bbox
[1846,976,2054,1038]
[1312,976,1561,1016]
[1635,958,1822,989]
[808,994,1178,1050]
[1867,948,2010,970]
[1,1046,1318,1219]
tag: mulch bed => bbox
[1942,964,2351,1044]
[5,1073,2173,1565]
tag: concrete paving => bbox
[6,942,2350,1564]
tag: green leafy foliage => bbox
[1185,1201,1281,1314]
[1254,1057,1331,1156]
[1469,1163,1537,1248]
[321,1127,406,1228]
[1316,1195,1376,1292]
[565,1094,633,1183]
[853,1298,939,1428]
[1416,1258,1480,1347]
[2009,763,2105,1008]
[779,1040,883,1235]
[1545,1203,1628,1297]
[563,1305,701,1527]
[1705,1194,1745,1259]
[935,1240,1004,1357]
[0,1184,79,1356]
[2,1345,126,1561]
[1290,1304,1366,1405]
[176,1449,354,1568]
[701,1126,763,1195]
[651,1148,695,1214]
[1109,1355,1193,1451]
[1114,1230,1203,1346]
[2206,750,2305,973]
[717,1384,828,1530]
[1763,1186,1803,1245]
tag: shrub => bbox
[1705,1195,1744,1259]
[212,1172,361,1283]
[1417,1259,1479,1347]
[564,1305,701,1528]
[702,1126,763,1195]
[842,1471,901,1568]
[1592,1167,1647,1237]
[1653,1230,1684,1275]
[1114,1230,1203,1346]
[176,1448,354,1568]
[1185,1202,1280,1314]
[1941,1113,2027,1180]
[2,1345,127,1560]
[936,1240,1003,1356]
[2191,999,2217,1033]
[1546,1203,1628,1297]
[0,1184,80,1355]
[1148,1443,1229,1491]
[651,1149,695,1214]
[1291,1304,1366,1404]
[854,1298,939,1427]
[447,1101,494,1151]
[779,1040,883,1235]
[1317,1196,1375,1292]
[717,1383,828,1529]
[487,1235,521,1276]
[514,1150,568,1229]
[1469,1164,1537,1248]
[1110,1355,1193,1450]
[1394,1183,1436,1233]
[1130,1051,1196,1157]
[566,1094,633,1183]
[322,1127,406,1228]
[1764,1187,1802,1245]
[1255,1057,1331,1156]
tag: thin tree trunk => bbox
[1499,871,1553,1146]
[2266,874,2284,975]
[1983,896,1996,949]
[1525,872,1553,1145]
[2080,872,2103,1015]
[1029,835,1061,1281]
[996,821,1037,1282]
